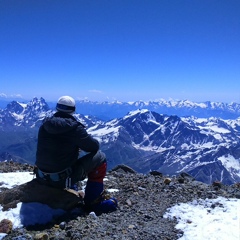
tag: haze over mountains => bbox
[0,97,240,185]
[1,97,240,120]
[67,98,240,120]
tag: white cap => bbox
[56,96,76,113]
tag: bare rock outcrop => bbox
[0,179,81,211]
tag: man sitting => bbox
[35,95,117,214]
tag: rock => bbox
[0,219,13,234]
[164,178,172,184]
[234,182,240,188]
[59,222,66,230]
[110,164,137,174]
[149,170,163,176]
[0,179,81,211]
[89,212,98,219]
[0,161,34,173]
[212,181,222,188]
[128,224,135,229]
[234,193,240,199]
[180,172,195,180]
[12,233,33,240]
[126,199,132,206]
[34,232,49,240]
[177,178,185,183]
[2,162,240,240]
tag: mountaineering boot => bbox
[96,197,118,213]
[84,162,118,214]
[84,181,117,213]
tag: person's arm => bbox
[76,126,99,153]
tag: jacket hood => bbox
[43,114,79,134]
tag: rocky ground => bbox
[1,162,240,240]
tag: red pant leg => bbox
[87,162,107,183]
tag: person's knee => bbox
[94,150,106,164]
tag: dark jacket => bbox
[35,111,99,172]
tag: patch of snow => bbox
[218,155,240,178]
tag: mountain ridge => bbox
[73,99,240,120]
[0,97,240,185]
[1,97,240,120]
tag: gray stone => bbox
[0,179,81,211]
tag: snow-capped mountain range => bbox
[0,97,240,185]
[73,99,240,120]
[92,110,240,185]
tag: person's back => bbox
[36,111,98,172]
[35,95,117,214]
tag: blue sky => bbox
[0,0,239,103]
